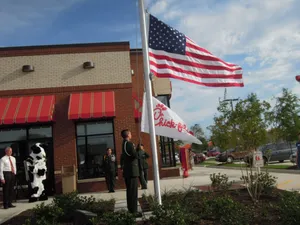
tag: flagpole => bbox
[138,0,162,205]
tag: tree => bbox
[207,101,235,150]
[270,88,300,143]
[189,124,208,152]
[231,93,270,151]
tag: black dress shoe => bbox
[108,190,115,193]
[8,204,16,208]
[3,206,8,209]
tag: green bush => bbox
[195,195,251,225]
[25,192,115,224]
[33,203,63,223]
[53,191,82,220]
[101,210,136,225]
[210,173,232,191]
[150,202,198,225]
[241,172,277,201]
[278,191,300,225]
[52,192,115,220]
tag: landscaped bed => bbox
[3,172,300,225]
[2,192,115,225]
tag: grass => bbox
[200,161,293,170]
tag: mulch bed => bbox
[1,210,72,225]
[139,184,286,225]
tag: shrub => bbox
[53,191,82,220]
[23,203,63,225]
[208,196,251,225]
[210,173,232,191]
[278,191,300,225]
[100,210,136,225]
[52,192,115,220]
[33,203,63,223]
[27,192,115,224]
[81,196,115,216]
[240,172,277,201]
[150,202,198,225]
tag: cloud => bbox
[149,0,300,133]
[244,57,257,66]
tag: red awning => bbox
[68,91,115,120]
[0,95,55,125]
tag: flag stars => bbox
[148,14,186,55]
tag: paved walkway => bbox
[1,167,300,224]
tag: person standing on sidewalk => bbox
[0,147,17,209]
[188,148,195,170]
[103,148,117,193]
[137,144,150,189]
[120,129,139,214]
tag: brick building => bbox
[0,42,179,197]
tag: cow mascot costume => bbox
[25,143,48,203]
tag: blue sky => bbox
[2,0,300,136]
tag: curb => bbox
[199,165,300,174]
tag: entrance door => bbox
[27,139,55,196]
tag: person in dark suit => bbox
[137,144,150,189]
[120,129,139,214]
[103,148,117,193]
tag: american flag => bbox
[148,14,244,87]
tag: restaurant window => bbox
[76,121,115,180]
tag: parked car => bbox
[245,142,297,165]
[194,153,206,164]
[207,148,221,157]
[175,153,180,163]
[290,152,297,164]
[216,147,248,163]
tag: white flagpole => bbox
[138,0,162,205]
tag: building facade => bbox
[0,42,179,198]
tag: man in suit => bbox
[120,129,139,214]
[137,143,150,189]
[0,147,17,209]
[103,148,117,193]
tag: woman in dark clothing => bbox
[137,144,150,189]
[103,148,117,193]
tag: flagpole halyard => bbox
[138,0,162,205]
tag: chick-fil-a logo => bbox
[153,103,193,135]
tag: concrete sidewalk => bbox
[1,167,299,224]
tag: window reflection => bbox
[76,121,115,180]
[0,129,26,142]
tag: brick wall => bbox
[0,43,131,91]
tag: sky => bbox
[1,0,300,136]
